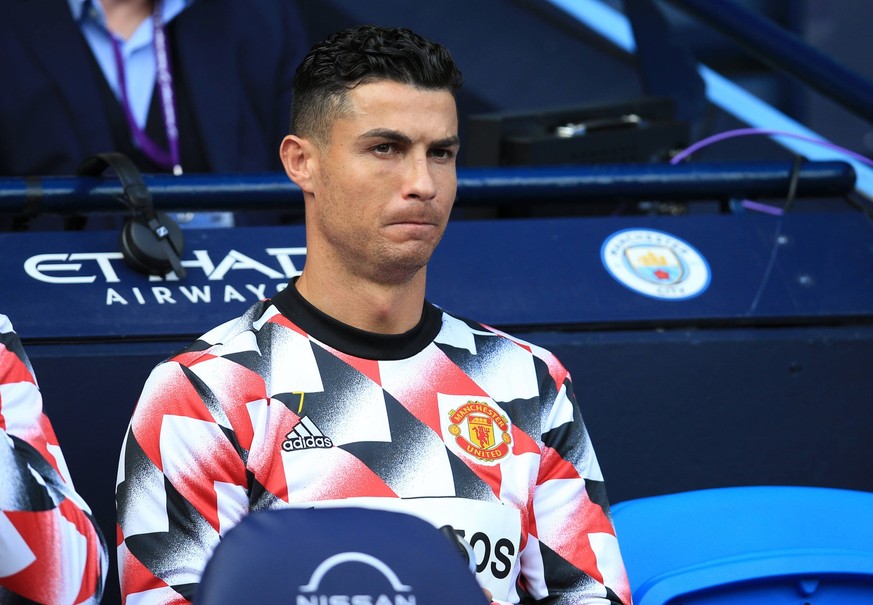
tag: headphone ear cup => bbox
[78,152,186,278]
[120,211,185,276]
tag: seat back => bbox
[194,506,488,605]
[611,485,873,605]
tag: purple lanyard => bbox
[110,0,183,175]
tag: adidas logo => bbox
[282,416,334,452]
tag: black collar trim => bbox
[270,278,442,360]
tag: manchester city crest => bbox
[601,228,710,300]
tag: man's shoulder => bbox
[165,299,286,366]
[436,309,564,364]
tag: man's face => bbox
[304,80,459,285]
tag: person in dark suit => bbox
[0,0,309,178]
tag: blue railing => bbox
[0,162,855,215]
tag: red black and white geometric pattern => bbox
[116,286,631,604]
[0,314,107,604]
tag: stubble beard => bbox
[361,230,443,286]
[315,201,444,288]
[314,153,448,287]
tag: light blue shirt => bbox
[67,0,233,228]
[68,0,191,129]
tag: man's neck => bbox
[100,0,154,40]
[294,267,428,335]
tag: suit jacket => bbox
[1,0,309,177]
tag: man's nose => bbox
[404,156,437,201]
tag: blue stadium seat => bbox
[611,485,873,605]
[194,506,489,605]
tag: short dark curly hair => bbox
[290,25,463,144]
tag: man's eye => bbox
[373,143,394,154]
[431,148,455,160]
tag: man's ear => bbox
[280,135,317,194]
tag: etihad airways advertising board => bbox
[2,213,872,340]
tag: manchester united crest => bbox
[447,400,512,463]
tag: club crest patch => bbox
[601,228,710,300]
[445,400,513,464]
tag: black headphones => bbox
[78,152,186,279]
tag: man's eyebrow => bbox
[358,129,460,148]
[433,135,461,148]
[359,129,412,144]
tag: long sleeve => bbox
[0,314,108,604]
[516,347,631,605]
[115,348,254,604]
